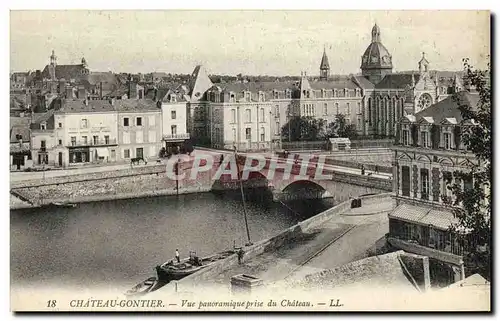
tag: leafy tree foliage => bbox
[281,116,326,141]
[325,114,358,139]
[448,59,491,280]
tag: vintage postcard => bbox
[9,9,491,312]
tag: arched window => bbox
[368,98,372,125]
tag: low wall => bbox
[11,165,217,206]
[11,164,166,189]
[177,192,393,287]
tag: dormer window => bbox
[230,93,235,103]
[285,89,291,99]
[170,94,177,103]
[259,92,265,102]
[443,126,453,150]
[244,91,251,102]
[321,89,326,98]
[273,91,279,99]
[306,91,310,98]
[420,125,430,148]
[40,122,46,130]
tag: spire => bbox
[50,49,57,66]
[320,46,330,70]
[418,52,429,73]
[371,23,381,43]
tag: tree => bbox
[448,59,491,280]
[281,116,326,141]
[325,114,358,139]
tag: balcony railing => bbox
[162,133,190,141]
[67,138,118,147]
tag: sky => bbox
[10,10,490,76]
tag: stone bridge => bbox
[202,154,393,202]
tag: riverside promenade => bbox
[162,194,396,294]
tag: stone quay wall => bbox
[176,192,394,289]
[11,164,218,206]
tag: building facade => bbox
[55,99,119,167]
[159,88,190,154]
[116,99,162,161]
[388,90,480,286]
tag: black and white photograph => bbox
[8,9,491,312]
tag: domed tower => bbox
[319,46,330,81]
[360,23,393,84]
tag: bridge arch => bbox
[279,179,330,201]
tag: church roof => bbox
[320,50,330,70]
[41,64,88,81]
[414,91,479,123]
[375,73,420,89]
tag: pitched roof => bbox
[56,98,159,114]
[414,91,480,123]
[353,75,375,89]
[115,99,159,112]
[41,64,88,81]
[376,73,420,89]
[309,77,361,90]
[30,110,55,130]
[10,126,30,143]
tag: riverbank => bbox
[163,192,395,293]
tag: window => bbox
[442,171,453,202]
[171,111,176,120]
[335,103,339,114]
[171,125,177,135]
[245,109,251,122]
[357,102,362,114]
[401,166,411,197]
[260,127,265,142]
[40,140,46,149]
[285,90,291,99]
[464,176,473,192]
[123,132,130,144]
[81,119,88,128]
[82,136,88,145]
[275,105,279,117]
[136,131,143,143]
[275,121,280,135]
[136,117,142,126]
[323,103,328,115]
[124,149,130,159]
[259,92,264,101]
[421,130,429,148]
[104,135,109,144]
[110,149,116,159]
[232,128,236,142]
[58,139,62,145]
[421,168,429,200]
[402,126,410,146]
[346,103,350,115]
[245,128,251,140]
[149,146,156,158]
[148,131,156,143]
[357,118,362,130]
[40,122,46,130]
[124,117,129,127]
[93,135,98,145]
[444,132,451,149]
[260,108,265,121]
[149,115,155,127]
[231,109,236,123]
[71,136,76,146]
[58,122,62,128]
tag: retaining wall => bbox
[177,192,394,287]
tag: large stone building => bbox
[173,24,464,150]
[388,89,481,286]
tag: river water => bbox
[10,190,336,291]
